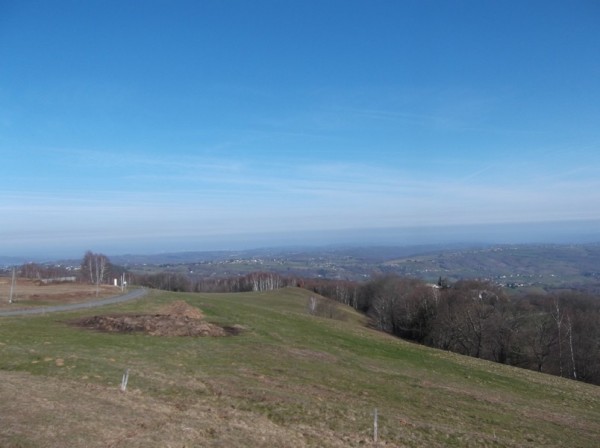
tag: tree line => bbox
[351,275,600,385]
[132,271,297,292]
[18,262,73,280]
[17,251,124,287]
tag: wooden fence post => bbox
[120,369,130,392]
[373,408,378,443]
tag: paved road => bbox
[0,288,148,317]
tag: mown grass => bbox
[1,287,599,447]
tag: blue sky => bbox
[1,1,600,257]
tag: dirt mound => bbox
[74,314,240,337]
[157,300,204,319]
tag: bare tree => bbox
[525,313,557,373]
[552,296,564,377]
[566,314,577,380]
[80,251,110,295]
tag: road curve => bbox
[0,288,148,317]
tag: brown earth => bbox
[157,300,205,319]
[73,301,243,337]
[0,278,119,308]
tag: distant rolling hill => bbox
[110,243,600,291]
[4,243,599,293]
[381,243,600,290]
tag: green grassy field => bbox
[1,287,599,447]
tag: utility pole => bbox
[8,268,16,304]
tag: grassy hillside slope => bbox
[1,287,599,447]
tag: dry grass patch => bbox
[0,278,119,308]
[0,371,385,448]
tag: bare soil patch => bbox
[73,301,242,337]
[0,278,118,308]
[158,299,205,319]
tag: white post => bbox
[373,408,378,443]
[308,296,317,314]
[120,369,130,392]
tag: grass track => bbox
[1,287,599,447]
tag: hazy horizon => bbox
[2,2,599,259]
[2,219,599,262]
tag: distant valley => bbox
[3,242,600,293]
[107,243,600,293]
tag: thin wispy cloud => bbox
[1,1,598,256]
